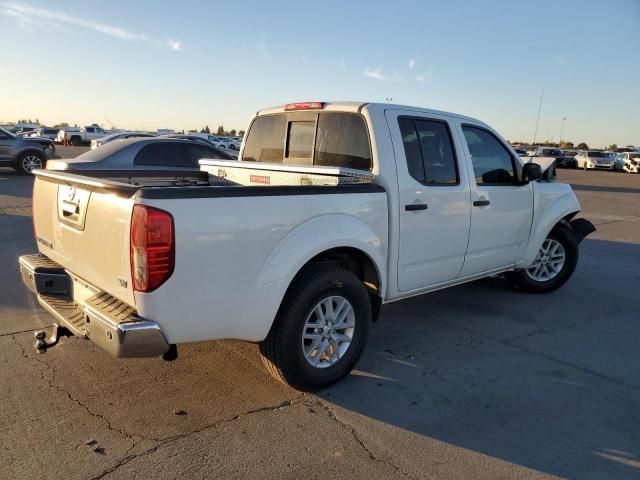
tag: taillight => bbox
[284,101,325,111]
[130,205,174,292]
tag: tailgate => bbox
[32,172,137,307]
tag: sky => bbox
[0,0,638,147]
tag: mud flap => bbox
[570,218,596,244]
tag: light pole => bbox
[559,117,567,147]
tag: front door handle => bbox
[405,203,428,211]
[473,200,490,207]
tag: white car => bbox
[617,152,640,173]
[575,151,615,170]
[19,100,595,391]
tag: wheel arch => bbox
[254,214,387,339]
[519,186,581,268]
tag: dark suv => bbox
[0,128,58,174]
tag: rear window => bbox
[588,151,606,158]
[242,115,286,163]
[134,142,192,168]
[243,112,372,170]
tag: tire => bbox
[71,136,81,146]
[16,151,45,175]
[260,265,371,391]
[506,223,578,293]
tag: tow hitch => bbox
[34,324,70,353]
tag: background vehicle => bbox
[46,137,232,171]
[28,128,61,141]
[0,127,58,173]
[21,101,594,391]
[527,146,576,168]
[91,131,155,149]
[56,127,80,144]
[576,151,614,170]
[617,152,640,173]
[60,126,109,146]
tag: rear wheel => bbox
[16,152,44,174]
[507,223,578,293]
[260,265,371,391]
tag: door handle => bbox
[473,200,490,207]
[405,203,428,211]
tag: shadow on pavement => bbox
[571,183,640,195]
[319,238,640,479]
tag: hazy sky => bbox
[1,0,638,147]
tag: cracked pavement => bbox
[1,162,639,479]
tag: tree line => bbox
[197,125,244,137]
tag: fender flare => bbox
[519,189,581,268]
[251,214,387,339]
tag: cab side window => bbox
[398,117,459,185]
[462,126,517,185]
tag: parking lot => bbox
[1,160,639,479]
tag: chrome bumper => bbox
[19,254,169,358]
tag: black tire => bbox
[260,265,371,391]
[71,136,81,146]
[16,151,45,175]
[506,223,578,293]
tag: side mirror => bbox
[522,162,542,183]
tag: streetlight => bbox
[559,117,567,147]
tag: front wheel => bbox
[260,265,371,391]
[16,152,44,174]
[507,223,578,293]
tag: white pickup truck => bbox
[19,101,595,391]
[57,126,109,146]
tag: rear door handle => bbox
[473,200,490,207]
[405,203,428,211]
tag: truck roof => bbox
[256,101,484,125]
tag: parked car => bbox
[29,128,61,141]
[20,101,595,391]
[512,146,528,155]
[0,127,58,173]
[46,137,232,171]
[58,126,109,146]
[575,151,615,170]
[91,132,155,149]
[526,146,576,168]
[617,152,640,173]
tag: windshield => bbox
[542,149,562,156]
[588,151,606,158]
[0,127,16,138]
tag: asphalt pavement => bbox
[1,162,638,480]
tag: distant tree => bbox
[35,118,40,125]
[91,123,100,127]
[205,125,211,134]
[200,127,206,133]
[576,142,589,150]
[229,129,236,136]
[74,123,78,127]
[238,130,245,137]
[606,144,617,151]
[217,125,225,135]
[53,122,70,128]
[559,141,574,149]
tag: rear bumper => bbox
[19,254,169,358]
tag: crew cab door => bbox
[458,124,533,276]
[386,110,471,292]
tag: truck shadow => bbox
[319,238,640,478]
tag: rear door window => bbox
[134,142,191,168]
[186,144,231,162]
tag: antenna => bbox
[532,88,544,145]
